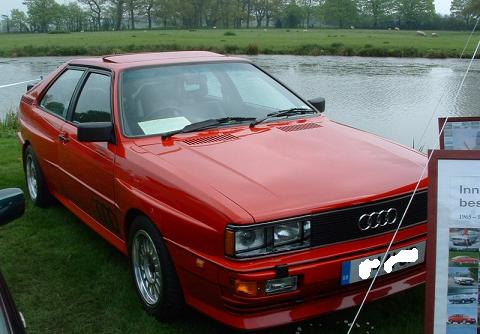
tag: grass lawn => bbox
[0,128,425,333]
[0,29,478,58]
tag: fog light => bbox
[265,276,298,295]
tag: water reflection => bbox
[1,55,479,150]
[250,55,480,149]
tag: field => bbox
[0,29,478,58]
[0,124,425,333]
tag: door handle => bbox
[59,133,70,143]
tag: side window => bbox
[73,73,111,123]
[40,69,84,118]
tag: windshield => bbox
[120,62,311,137]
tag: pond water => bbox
[1,55,479,150]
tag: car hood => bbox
[135,117,427,223]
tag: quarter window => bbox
[73,73,112,123]
[40,69,84,118]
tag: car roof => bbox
[68,51,249,71]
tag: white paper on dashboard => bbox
[138,117,191,135]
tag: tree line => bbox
[1,0,480,33]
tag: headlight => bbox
[226,218,311,258]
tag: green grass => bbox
[0,125,425,333]
[0,29,478,58]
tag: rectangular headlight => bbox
[226,218,311,258]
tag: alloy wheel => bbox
[132,230,163,305]
[26,155,38,201]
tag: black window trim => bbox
[66,68,114,127]
[38,66,87,121]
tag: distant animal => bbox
[395,27,400,31]
[213,26,217,29]
[350,26,355,29]
[432,32,439,37]
[416,30,427,37]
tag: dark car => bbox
[0,188,26,334]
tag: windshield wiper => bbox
[249,108,316,127]
[161,117,257,139]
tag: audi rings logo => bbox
[358,208,398,231]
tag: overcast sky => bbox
[0,0,454,18]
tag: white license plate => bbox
[340,241,426,285]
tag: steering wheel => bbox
[143,107,183,121]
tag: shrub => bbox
[245,43,259,55]
[0,109,18,132]
[224,44,239,53]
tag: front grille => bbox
[310,190,427,247]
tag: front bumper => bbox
[168,224,427,330]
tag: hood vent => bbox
[182,133,238,146]
[277,123,321,132]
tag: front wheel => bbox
[128,216,184,320]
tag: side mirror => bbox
[77,122,116,144]
[309,97,326,113]
[0,188,25,226]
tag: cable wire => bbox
[347,38,480,334]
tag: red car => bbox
[451,256,479,265]
[448,314,477,324]
[18,51,428,330]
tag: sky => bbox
[0,0,454,17]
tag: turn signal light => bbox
[234,279,259,297]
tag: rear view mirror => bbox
[0,188,25,226]
[309,97,326,113]
[77,122,115,144]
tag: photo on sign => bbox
[440,119,480,151]
[449,252,479,267]
[448,267,478,289]
[447,288,477,305]
[449,228,480,251]
[446,304,477,334]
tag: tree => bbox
[126,0,139,29]
[139,0,155,29]
[10,9,29,32]
[299,0,322,28]
[451,0,475,24]
[24,0,61,32]
[79,0,106,30]
[283,2,304,27]
[108,0,125,30]
[394,0,435,29]
[322,0,357,28]
[357,0,394,28]
[465,0,480,17]
[1,15,10,33]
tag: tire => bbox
[23,145,51,207]
[128,215,184,320]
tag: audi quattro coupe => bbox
[18,51,428,330]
